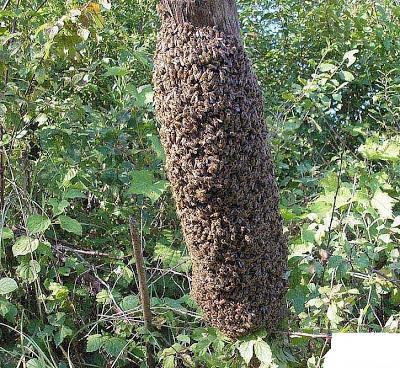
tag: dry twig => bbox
[129,217,155,368]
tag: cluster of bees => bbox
[153,6,288,339]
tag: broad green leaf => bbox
[0,227,13,240]
[87,334,104,352]
[134,84,154,107]
[62,168,78,187]
[371,190,396,219]
[129,170,168,203]
[104,66,129,77]
[62,189,86,199]
[339,71,355,82]
[58,215,82,236]
[96,289,111,304]
[343,49,359,67]
[154,243,191,272]
[315,187,352,209]
[147,180,169,203]
[48,282,69,300]
[327,303,341,327]
[49,199,69,216]
[27,215,51,234]
[129,170,153,195]
[163,355,175,368]
[254,339,273,365]
[359,137,400,162]
[103,337,126,357]
[319,63,336,72]
[26,359,45,368]
[121,295,139,311]
[147,134,166,161]
[55,325,73,346]
[0,278,18,295]
[17,260,41,283]
[287,285,308,314]
[238,340,255,364]
[12,236,39,256]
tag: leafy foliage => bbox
[0,0,399,367]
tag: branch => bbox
[276,330,331,340]
[129,217,155,368]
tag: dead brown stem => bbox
[129,217,155,368]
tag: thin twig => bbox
[278,331,332,339]
[326,150,345,249]
[53,241,124,259]
[1,0,11,11]
[129,217,155,368]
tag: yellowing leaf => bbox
[254,339,273,365]
[371,190,396,219]
[343,49,359,67]
[12,237,39,256]
[359,137,400,162]
[238,340,255,364]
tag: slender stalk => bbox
[129,217,155,368]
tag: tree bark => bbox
[159,0,240,37]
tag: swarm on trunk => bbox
[153,0,287,339]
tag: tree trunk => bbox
[153,0,287,338]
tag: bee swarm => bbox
[153,0,287,339]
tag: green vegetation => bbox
[0,0,399,367]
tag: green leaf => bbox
[134,84,154,107]
[62,189,86,199]
[87,334,104,352]
[58,215,82,236]
[104,66,129,77]
[48,282,69,300]
[371,190,396,219]
[129,170,169,203]
[121,295,139,311]
[163,355,175,368]
[154,243,192,272]
[103,337,126,357]
[17,260,41,283]
[254,339,273,365]
[27,215,51,234]
[327,304,338,323]
[339,70,354,82]
[49,199,69,216]
[26,359,45,368]
[129,170,153,195]
[287,285,308,313]
[96,289,111,304]
[319,63,336,72]
[54,325,73,346]
[147,134,166,161]
[238,340,255,364]
[0,278,18,295]
[0,227,13,240]
[359,137,400,162]
[148,180,169,203]
[12,236,39,256]
[343,49,359,67]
